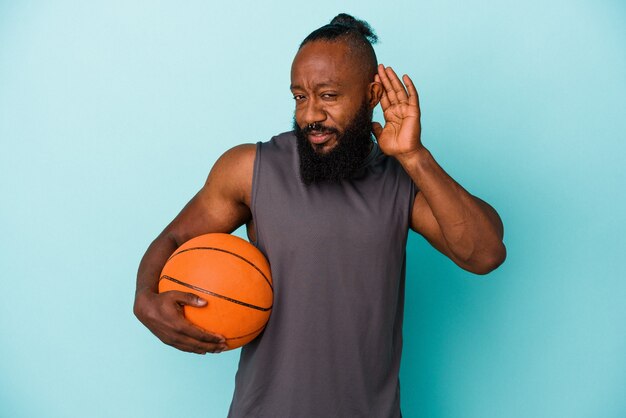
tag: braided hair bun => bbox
[329,13,378,44]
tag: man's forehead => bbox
[291,41,359,86]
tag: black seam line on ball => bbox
[227,324,268,341]
[167,246,273,291]
[160,275,272,312]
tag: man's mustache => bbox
[300,123,339,136]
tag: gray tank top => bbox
[228,131,415,418]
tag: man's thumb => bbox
[371,122,383,140]
[178,292,207,307]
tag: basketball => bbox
[158,233,273,350]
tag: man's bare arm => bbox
[373,64,505,274]
[133,144,256,354]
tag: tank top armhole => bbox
[388,156,419,230]
[250,141,264,247]
[408,178,419,227]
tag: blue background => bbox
[1,1,624,417]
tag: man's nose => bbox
[301,98,326,126]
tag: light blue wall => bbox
[1,1,624,417]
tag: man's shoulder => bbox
[213,131,295,178]
[259,130,296,149]
[218,143,257,166]
[215,131,295,173]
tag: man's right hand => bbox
[134,289,227,354]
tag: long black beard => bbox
[294,102,374,186]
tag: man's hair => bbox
[300,13,378,46]
[300,13,379,78]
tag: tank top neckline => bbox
[359,140,381,169]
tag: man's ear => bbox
[367,81,383,110]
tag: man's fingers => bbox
[160,290,226,344]
[385,66,409,102]
[161,314,227,352]
[180,322,226,345]
[166,333,228,354]
[376,75,391,110]
[403,74,420,108]
[378,64,410,104]
[139,290,229,354]
[378,64,399,104]
[163,320,228,354]
[168,293,226,343]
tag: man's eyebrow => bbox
[290,81,342,90]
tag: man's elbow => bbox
[466,243,507,275]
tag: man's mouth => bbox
[307,130,335,145]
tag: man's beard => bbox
[294,102,374,186]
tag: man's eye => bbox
[293,95,305,101]
[321,93,337,100]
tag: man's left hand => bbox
[372,64,422,160]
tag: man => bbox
[134,13,505,417]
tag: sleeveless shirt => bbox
[228,131,415,418]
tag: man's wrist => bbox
[395,146,432,171]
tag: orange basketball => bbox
[158,233,273,350]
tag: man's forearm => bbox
[398,147,506,272]
[135,233,178,297]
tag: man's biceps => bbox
[410,216,462,265]
[409,192,432,232]
[409,197,449,249]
